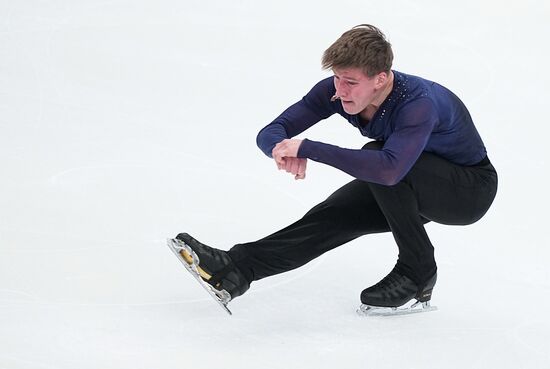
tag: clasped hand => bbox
[272,139,307,180]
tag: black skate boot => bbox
[358,268,437,316]
[167,233,250,315]
[175,233,250,299]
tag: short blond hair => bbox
[322,24,393,77]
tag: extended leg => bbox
[229,179,391,282]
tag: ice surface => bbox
[1,0,549,368]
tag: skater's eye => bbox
[334,76,358,86]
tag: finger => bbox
[272,152,285,167]
[277,158,288,170]
[284,159,293,173]
[272,145,282,160]
[275,148,288,161]
[297,159,307,175]
[290,158,300,175]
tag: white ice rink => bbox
[1,1,549,368]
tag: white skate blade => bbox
[357,300,437,317]
[167,238,233,315]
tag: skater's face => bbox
[332,67,390,116]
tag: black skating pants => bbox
[228,142,498,286]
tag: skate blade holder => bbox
[357,300,437,317]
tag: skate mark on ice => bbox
[0,289,41,304]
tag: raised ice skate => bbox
[167,233,249,315]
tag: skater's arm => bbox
[296,98,437,185]
[256,77,337,158]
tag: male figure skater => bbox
[170,24,498,314]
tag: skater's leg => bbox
[367,180,437,285]
[366,148,497,285]
[229,179,391,282]
[403,152,498,226]
[358,144,497,309]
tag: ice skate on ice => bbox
[167,233,249,315]
[357,268,437,317]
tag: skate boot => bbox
[357,268,437,316]
[167,233,249,315]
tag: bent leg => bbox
[404,153,498,226]
[367,150,497,284]
[367,180,437,284]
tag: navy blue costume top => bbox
[256,70,487,186]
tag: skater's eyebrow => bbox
[333,75,360,82]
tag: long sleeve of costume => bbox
[256,78,336,157]
[297,98,437,185]
[256,70,486,186]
